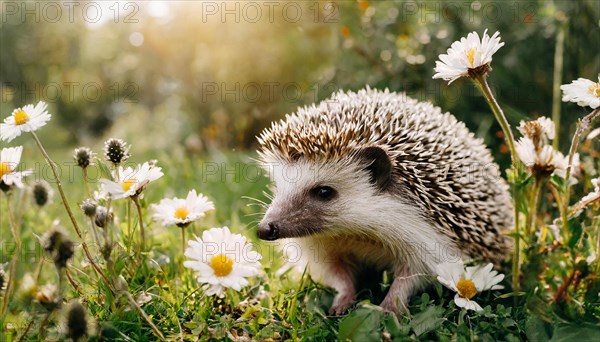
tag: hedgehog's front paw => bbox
[328,293,355,316]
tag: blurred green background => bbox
[1,0,599,168]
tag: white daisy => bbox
[100,162,163,199]
[0,146,32,188]
[560,75,600,109]
[436,260,504,312]
[515,137,568,178]
[0,101,51,142]
[518,117,555,141]
[151,190,215,227]
[433,29,504,84]
[184,227,262,296]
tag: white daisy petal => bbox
[100,161,162,199]
[561,75,600,109]
[184,226,262,296]
[1,101,51,142]
[454,295,483,312]
[0,146,32,188]
[152,190,214,227]
[437,260,504,312]
[433,30,504,83]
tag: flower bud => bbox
[73,147,94,169]
[80,199,97,217]
[103,138,130,165]
[0,180,11,193]
[66,300,89,341]
[42,229,74,269]
[94,206,112,228]
[32,181,52,207]
[0,263,6,294]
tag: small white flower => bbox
[184,227,262,297]
[518,117,555,141]
[0,146,32,188]
[436,260,504,312]
[515,137,568,178]
[0,101,51,142]
[433,29,504,84]
[151,190,214,227]
[560,75,600,109]
[100,162,163,199]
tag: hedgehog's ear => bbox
[356,147,392,191]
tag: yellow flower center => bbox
[0,162,12,178]
[13,109,29,125]
[210,254,234,277]
[174,207,189,220]
[456,277,477,299]
[465,48,476,67]
[121,178,136,192]
[588,82,600,97]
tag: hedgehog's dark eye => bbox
[311,186,337,201]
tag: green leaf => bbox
[338,304,384,341]
[550,323,600,341]
[525,316,552,342]
[410,306,445,336]
[383,312,410,337]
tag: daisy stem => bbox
[127,200,132,253]
[180,227,187,275]
[30,131,115,294]
[132,195,146,251]
[181,228,186,259]
[525,178,543,243]
[473,74,518,165]
[82,167,92,198]
[472,75,521,295]
[1,194,20,320]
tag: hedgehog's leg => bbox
[379,266,417,314]
[325,258,357,316]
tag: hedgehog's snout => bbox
[258,221,280,241]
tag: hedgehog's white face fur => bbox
[259,152,384,240]
[256,87,513,315]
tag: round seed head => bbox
[42,229,74,268]
[94,206,112,228]
[66,300,89,341]
[103,138,130,165]
[32,181,52,207]
[73,147,94,169]
[0,264,6,294]
[0,180,11,193]
[80,199,97,217]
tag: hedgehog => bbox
[256,87,513,315]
